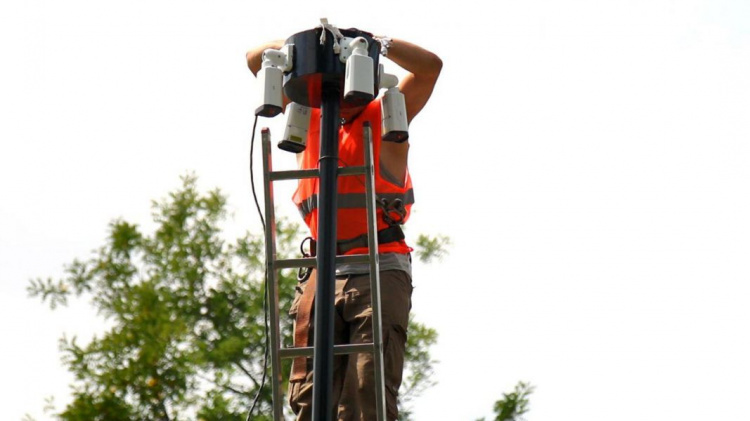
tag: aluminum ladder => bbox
[260,123,387,421]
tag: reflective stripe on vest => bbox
[297,189,415,219]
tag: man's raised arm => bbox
[246,36,442,123]
[381,38,443,123]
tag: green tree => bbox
[397,318,437,421]
[414,234,451,264]
[29,175,438,420]
[477,381,535,421]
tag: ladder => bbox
[260,123,387,421]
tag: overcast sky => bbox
[2,0,749,420]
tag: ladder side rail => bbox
[362,123,387,421]
[261,130,284,420]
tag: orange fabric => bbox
[292,98,413,255]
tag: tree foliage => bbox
[398,317,438,421]
[28,175,438,420]
[414,234,451,264]
[476,381,535,421]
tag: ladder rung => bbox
[275,257,315,269]
[274,254,372,269]
[338,166,366,176]
[270,168,319,181]
[279,343,375,359]
[269,166,366,182]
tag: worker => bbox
[246,29,441,421]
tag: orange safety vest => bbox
[292,98,414,255]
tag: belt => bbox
[307,226,405,256]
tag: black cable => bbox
[247,115,270,420]
[250,117,266,230]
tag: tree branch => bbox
[222,383,251,398]
[233,361,261,389]
[195,371,254,398]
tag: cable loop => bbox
[319,18,345,54]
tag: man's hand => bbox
[247,40,290,110]
[246,40,285,77]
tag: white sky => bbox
[2,0,749,420]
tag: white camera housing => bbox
[256,46,293,117]
[381,87,408,142]
[279,102,312,153]
[378,64,408,142]
[343,37,374,105]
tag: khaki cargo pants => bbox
[288,270,413,421]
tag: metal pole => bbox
[312,82,341,421]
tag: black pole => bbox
[312,82,341,421]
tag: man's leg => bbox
[342,270,413,421]
[288,276,351,420]
[337,349,361,419]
